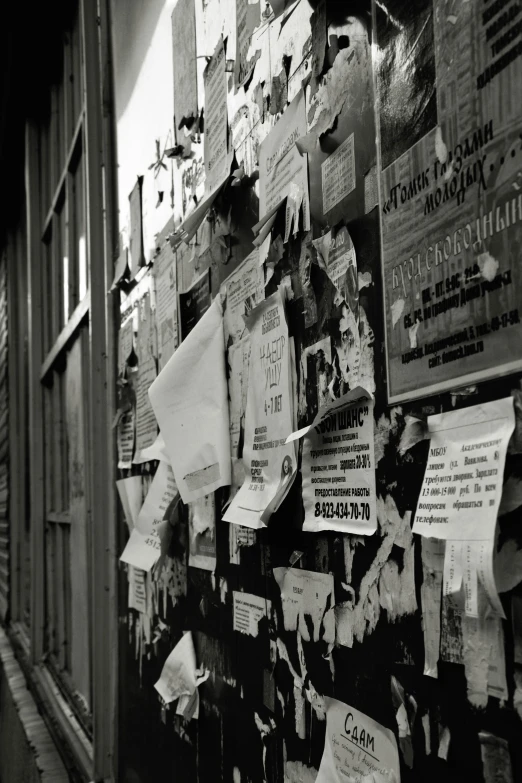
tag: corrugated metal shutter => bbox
[0,253,8,620]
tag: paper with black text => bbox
[287,387,376,535]
[223,289,296,528]
[149,299,231,503]
[317,696,400,783]
[414,398,514,617]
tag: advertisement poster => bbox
[316,696,400,783]
[223,289,296,529]
[374,1,522,402]
[288,387,376,535]
[178,268,211,341]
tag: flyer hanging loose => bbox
[149,298,231,504]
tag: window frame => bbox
[19,0,118,780]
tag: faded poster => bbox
[153,241,179,370]
[221,248,264,345]
[258,90,309,225]
[172,0,198,137]
[374,0,522,402]
[233,591,270,636]
[134,292,158,456]
[224,289,296,528]
[204,37,228,193]
[317,696,400,783]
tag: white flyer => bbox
[273,567,335,644]
[317,696,400,783]
[321,132,356,214]
[287,387,376,535]
[413,398,514,540]
[233,591,270,637]
[149,299,231,504]
[188,494,217,572]
[414,398,515,618]
[223,289,296,529]
[258,89,309,226]
[119,461,178,572]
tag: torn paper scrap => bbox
[421,537,444,678]
[312,225,358,314]
[120,461,178,572]
[273,567,335,644]
[128,566,147,613]
[117,411,135,469]
[223,289,296,529]
[133,431,170,464]
[413,398,514,541]
[287,387,377,535]
[116,475,143,532]
[154,631,198,704]
[316,696,400,783]
[233,591,271,636]
[149,299,231,504]
[258,89,309,229]
[188,494,217,572]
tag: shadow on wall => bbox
[111,0,167,122]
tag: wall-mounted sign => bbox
[374,0,522,402]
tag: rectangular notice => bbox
[204,37,228,193]
[374,0,522,402]
[321,133,355,214]
[288,387,376,535]
[223,289,296,529]
[221,248,264,345]
[258,89,309,223]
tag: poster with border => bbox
[373,0,522,403]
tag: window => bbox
[9,1,117,779]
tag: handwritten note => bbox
[317,697,400,783]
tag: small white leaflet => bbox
[116,475,143,532]
[155,631,198,704]
[321,133,356,214]
[233,591,271,637]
